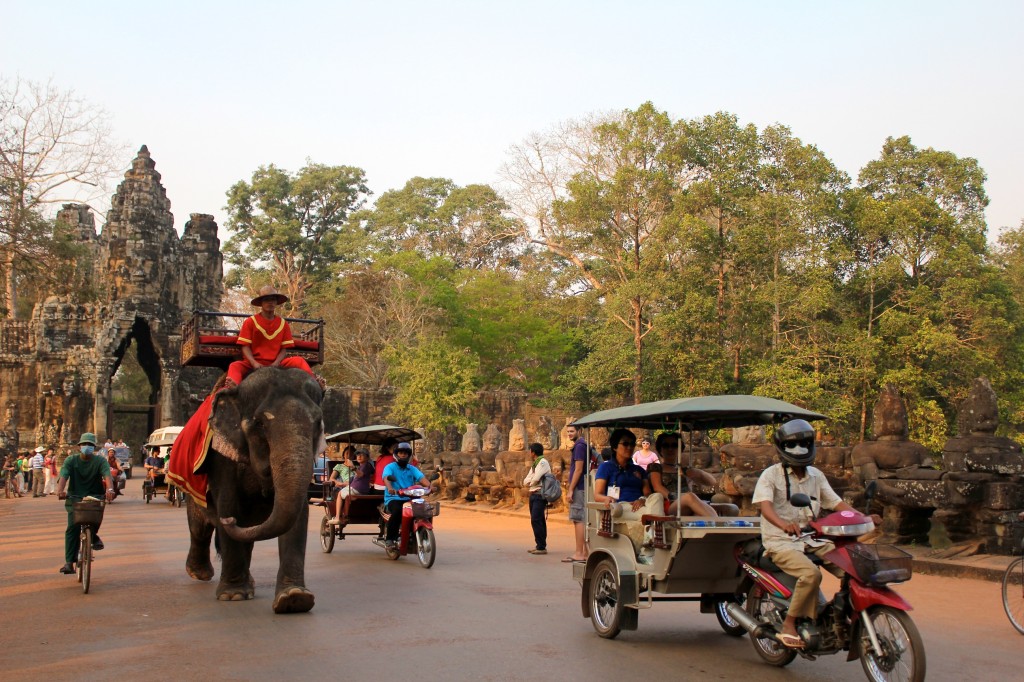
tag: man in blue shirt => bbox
[593,428,664,550]
[381,442,431,549]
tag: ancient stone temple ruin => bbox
[0,146,224,452]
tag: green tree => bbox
[385,338,479,432]
[224,162,370,313]
[360,177,522,269]
[677,112,760,382]
[851,136,1018,434]
[504,102,686,404]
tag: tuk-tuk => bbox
[315,425,435,566]
[142,426,187,506]
[570,395,825,639]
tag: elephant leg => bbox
[217,534,256,601]
[272,501,314,614]
[185,497,215,582]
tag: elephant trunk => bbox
[219,439,311,543]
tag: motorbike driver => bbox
[381,442,431,550]
[56,433,115,574]
[751,419,881,648]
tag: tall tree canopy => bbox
[0,77,123,317]
[224,162,370,313]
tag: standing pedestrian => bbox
[21,450,33,493]
[2,454,20,497]
[15,452,27,495]
[30,446,46,496]
[44,448,57,495]
[565,425,590,563]
[523,442,550,555]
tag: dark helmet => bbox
[395,441,413,467]
[773,419,816,467]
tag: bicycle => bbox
[1002,519,1024,635]
[72,498,105,594]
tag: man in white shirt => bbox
[752,419,880,649]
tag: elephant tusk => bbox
[263,411,275,421]
[220,517,237,527]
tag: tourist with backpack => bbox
[523,442,551,555]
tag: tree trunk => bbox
[633,297,643,405]
[4,252,15,320]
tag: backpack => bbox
[540,472,562,503]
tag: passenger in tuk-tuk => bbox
[106,448,125,498]
[327,446,355,525]
[646,432,718,518]
[332,448,374,524]
[593,429,665,549]
[144,447,166,486]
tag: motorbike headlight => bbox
[820,521,874,536]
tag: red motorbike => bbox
[372,486,438,568]
[723,491,925,682]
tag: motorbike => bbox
[371,486,438,568]
[723,490,925,682]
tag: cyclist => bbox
[56,433,115,575]
[381,442,431,549]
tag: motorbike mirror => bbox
[789,492,813,508]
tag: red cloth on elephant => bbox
[167,393,214,508]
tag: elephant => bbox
[184,367,325,613]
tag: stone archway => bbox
[107,317,163,449]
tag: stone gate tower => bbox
[0,146,224,450]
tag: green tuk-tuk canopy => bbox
[570,395,826,431]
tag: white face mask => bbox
[785,445,809,456]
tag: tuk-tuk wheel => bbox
[589,558,625,639]
[319,516,335,553]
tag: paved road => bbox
[1,489,1020,681]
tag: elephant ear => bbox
[209,386,248,462]
[302,374,324,405]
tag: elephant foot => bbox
[186,554,215,582]
[217,575,255,601]
[272,586,315,614]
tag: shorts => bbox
[568,488,585,523]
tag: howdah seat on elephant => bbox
[180,310,324,369]
[182,366,326,613]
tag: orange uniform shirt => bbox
[236,315,295,364]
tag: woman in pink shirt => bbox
[632,438,660,470]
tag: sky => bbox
[4,0,1023,241]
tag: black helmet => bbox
[773,419,816,467]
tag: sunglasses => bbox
[619,441,636,448]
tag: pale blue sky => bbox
[4,0,1022,238]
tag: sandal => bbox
[776,632,805,649]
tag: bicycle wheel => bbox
[79,527,93,593]
[1002,557,1024,635]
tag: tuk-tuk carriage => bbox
[571,395,825,639]
[315,425,437,567]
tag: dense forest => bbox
[6,94,1022,450]
[218,102,1024,450]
